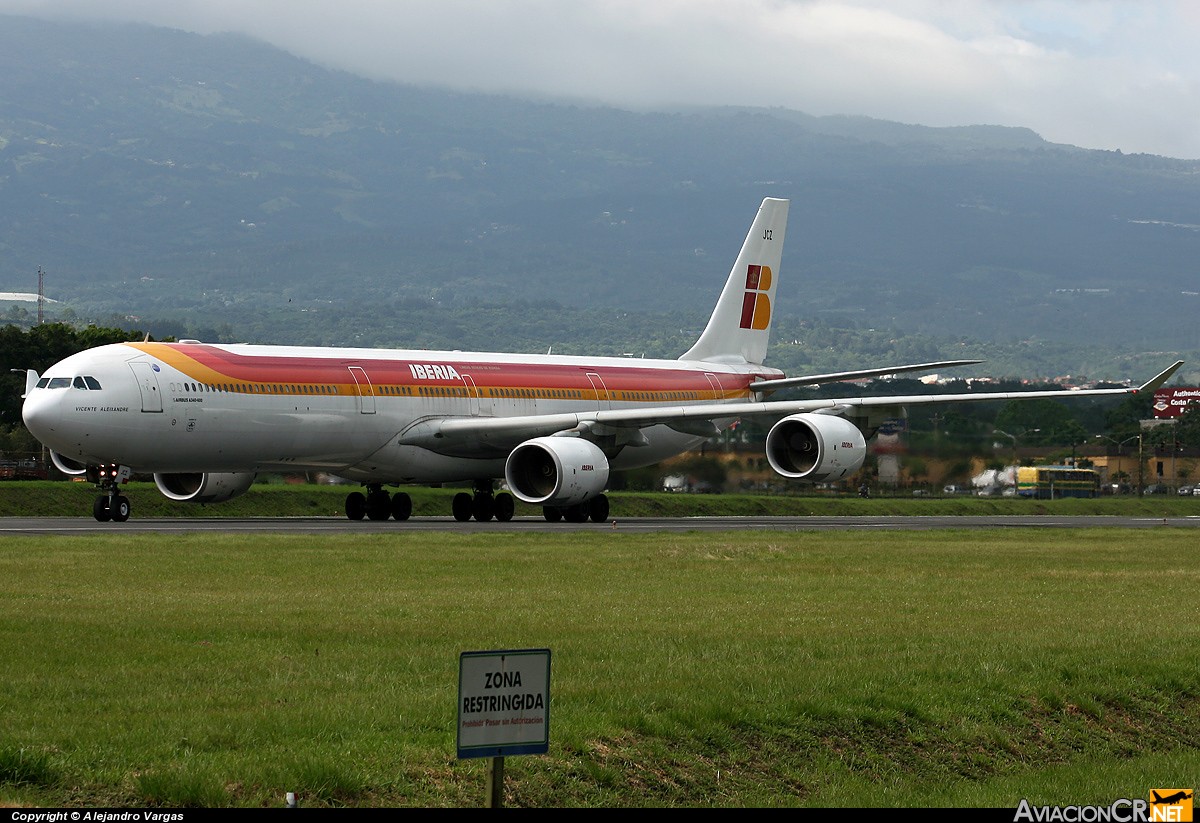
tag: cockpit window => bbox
[59,375,104,390]
[36,377,50,389]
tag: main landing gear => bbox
[343,482,609,524]
[88,463,132,522]
[451,480,515,523]
[344,481,519,522]
[542,494,609,524]
[344,484,413,521]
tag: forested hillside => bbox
[1,15,1198,380]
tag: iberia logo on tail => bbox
[738,264,772,330]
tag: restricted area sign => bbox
[457,648,551,759]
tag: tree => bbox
[995,398,1086,446]
[1104,392,1154,442]
[1175,406,1200,448]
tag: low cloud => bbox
[3,0,1198,157]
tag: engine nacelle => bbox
[765,413,867,482]
[505,437,610,506]
[154,472,257,503]
[49,451,88,476]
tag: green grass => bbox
[1,528,1197,807]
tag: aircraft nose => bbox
[22,388,62,442]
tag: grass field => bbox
[1,527,1197,808]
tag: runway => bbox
[3,514,1198,535]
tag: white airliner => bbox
[20,198,1183,523]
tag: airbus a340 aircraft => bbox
[20,198,1183,523]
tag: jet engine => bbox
[153,472,257,503]
[48,451,88,476]
[765,413,866,482]
[505,437,610,506]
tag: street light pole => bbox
[994,429,1018,492]
[1137,432,1144,497]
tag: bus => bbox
[1016,466,1098,499]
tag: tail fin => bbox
[681,197,789,365]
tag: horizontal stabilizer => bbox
[749,360,984,392]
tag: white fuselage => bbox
[22,341,781,483]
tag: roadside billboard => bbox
[1153,388,1200,419]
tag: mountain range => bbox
[1,14,1197,383]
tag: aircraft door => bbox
[347,366,376,414]
[128,361,163,413]
[587,373,611,410]
[704,373,725,402]
[459,374,490,416]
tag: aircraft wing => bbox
[399,360,1184,456]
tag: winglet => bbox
[1136,360,1184,393]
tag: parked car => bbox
[1143,484,1168,495]
[1178,485,1195,496]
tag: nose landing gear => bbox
[86,463,132,522]
[92,492,131,522]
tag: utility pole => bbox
[37,267,45,324]
[1137,431,1145,497]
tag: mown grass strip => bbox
[1,528,1197,807]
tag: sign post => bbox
[457,648,551,808]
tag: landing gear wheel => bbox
[366,490,391,521]
[452,492,473,522]
[345,491,367,521]
[111,495,131,523]
[494,493,515,522]
[472,493,495,522]
[564,503,589,523]
[390,492,412,521]
[588,494,609,523]
[93,495,112,523]
[542,506,562,523]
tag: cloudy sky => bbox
[4,0,1199,158]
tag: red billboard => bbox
[1153,387,1200,418]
